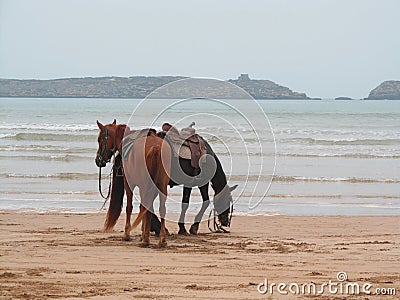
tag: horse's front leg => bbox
[190,183,210,235]
[178,187,191,235]
[123,182,134,241]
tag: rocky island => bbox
[366,81,400,100]
[0,74,310,99]
[335,96,353,100]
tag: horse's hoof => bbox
[178,229,189,236]
[102,227,113,233]
[139,241,150,248]
[123,235,131,241]
[158,241,167,248]
[178,223,189,235]
[189,223,199,235]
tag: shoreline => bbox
[1,212,398,299]
[2,96,400,100]
[1,209,399,217]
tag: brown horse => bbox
[95,120,171,247]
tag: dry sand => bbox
[0,212,399,299]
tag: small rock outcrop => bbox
[335,97,353,100]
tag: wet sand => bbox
[0,212,399,299]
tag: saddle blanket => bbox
[121,128,156,161]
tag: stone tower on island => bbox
[238,74,250,82]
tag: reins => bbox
[98,162,113,210]
[97,125,118,210]
[208,201,233,233]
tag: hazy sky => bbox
[1,0,399,98]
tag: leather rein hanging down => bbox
[98,164,113,210]
[208,201,233,233]
[97,125,117,209]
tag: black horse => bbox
[163,136,237,235]
[106,128,237,236]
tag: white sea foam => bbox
[0,123,97,131]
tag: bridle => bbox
[96,125,117,167]
[97,125,118,204]
[208,201,233,233]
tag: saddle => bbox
[161,122,206,169]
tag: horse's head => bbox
[95,119,118,168]
[214,184,238,227]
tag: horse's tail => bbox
[103,154,124,232]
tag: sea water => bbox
[0,98,399,216]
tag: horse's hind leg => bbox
[124,182,134,241]
[178,187,191,235]
[138,206,151,247]
[190,183,210,235]
[158,188,167,247]
[141,210,152,247]
[135,205,149,246]
[139,189,156,247]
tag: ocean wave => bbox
[265,112,400,118]
[274,128,399,137]
[3,173,397,184]
[0,190,98,195]
[279,153,400,159]
[203,135,274,144]
[265,194,399,199]
[0,133,15,139]
[0,154,91,161]
[0,173,99,180]
[218,151,399,158]
[281,137,400,146]
[0,145,93,154]
[228,174,400,183]
[232,211,280,217]
[272,175,400,183]
[0,124,98,131]
[1,132,96,142]
[0,198,99,203]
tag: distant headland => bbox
[0,75,399,100]
[0,74,309,99]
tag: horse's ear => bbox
[97,120,104,130]
[112,119,116,125]
[229,184,238,192]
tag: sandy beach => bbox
[0,212,398,299]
